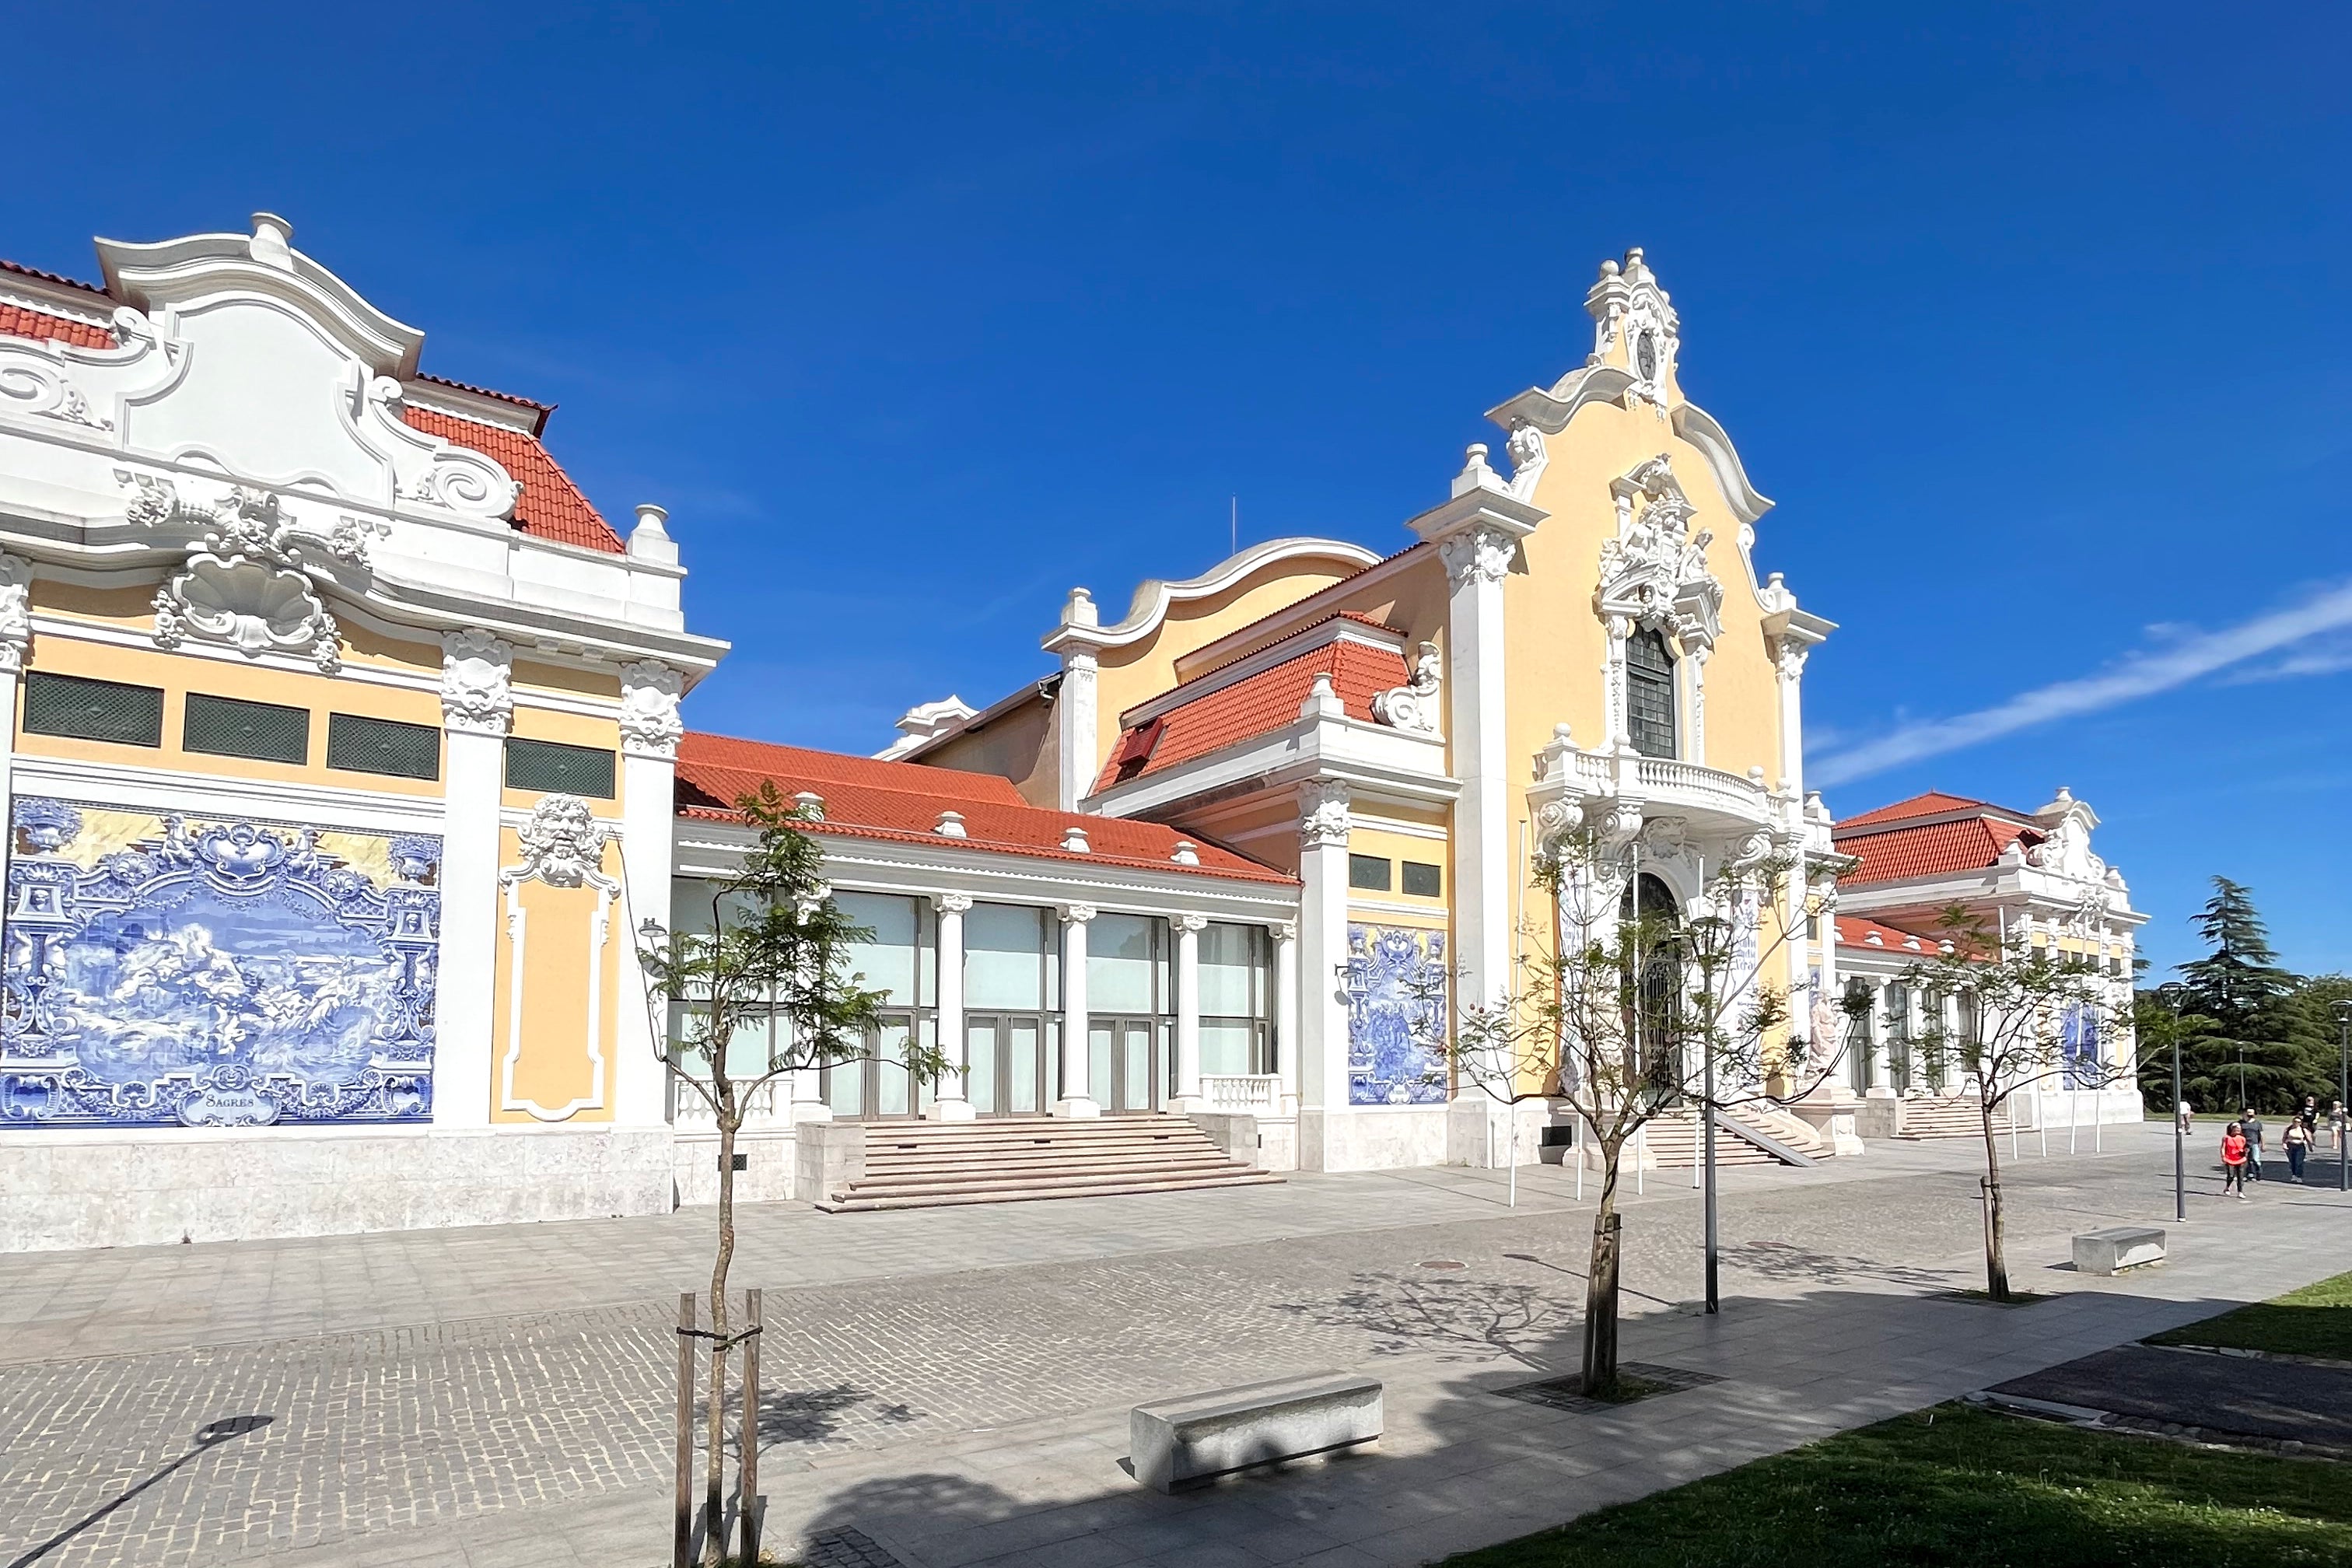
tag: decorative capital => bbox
[1438,523,1516,588]
[1174,912,1209,934]
[0,553,30,674]
[1274,920,1298,943]
[440,628,514,736]
[618,660,684,759]
[1062,902,1098,925]
[1300,779,1353,849]
[935,891,975,915]
[1370,641,1443,735]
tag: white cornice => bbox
[1044,536,1382,656]
[401,380,543,436]
[12,752,448,831]
[1171,548,1430,682]
[1087,710,1457,819]
[1484,373,1772,530]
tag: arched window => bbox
[1626,626,1677,759]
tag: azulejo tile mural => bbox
[1346,922,1448,1106]
[0,796,440,1129]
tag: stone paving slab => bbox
[3,1125,2338,1568]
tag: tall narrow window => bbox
[1625,626,1677,759]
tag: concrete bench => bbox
[2073,1226,2165,1276]
[1130,1371,1382,1493]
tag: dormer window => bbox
[1626,625,1677,759]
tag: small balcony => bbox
[1528,726,1781,846]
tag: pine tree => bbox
[2172,877,2309,1114]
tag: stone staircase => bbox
[1627,1108,1806,1168]
[812,1115,1283,1213]
[1896,1096,2011,1140]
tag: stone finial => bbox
[1062,587,1098,628]
[793,790,825,820]
[1451,443,1505,499]
[1299,671,1346,722]
[1062,825,1091,853]
[249,213,295,271]
[1171,839,1200,866]
[628,502,679,565]
[935,810,967,838]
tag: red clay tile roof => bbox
[401,404,625,553]
[1836,817,2040,885]
[0,302,116,349]
[1836,791,2009,831]
[0,258,107,296]
[1095,632,1409,792]
[677,731,1291,885]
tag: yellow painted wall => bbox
[1504,394,1786,794]
[489,827,622,1124]
[1344,824,1453,917]
[502,704,628,815]
[920,691,1059,807]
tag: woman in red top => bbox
[2221,1122,2249,1199]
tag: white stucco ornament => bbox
[1300,779,1353,849]
[1597,455,1721,650]
[618,660,684,757]
[0,552,30,674]
[122,474,377,671]
[439,628,515,734]
[510,794,616,891]
[1371,641,1444,736]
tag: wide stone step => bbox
[866,1148,1244,1175]
[842,1156,1259,1193]
[816,1170,1283,1213]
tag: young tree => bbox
[635,782,944,1565]
[1446,824,1837,1395]
[1903,905,2113,1300]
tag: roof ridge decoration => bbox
[1584,247,1680,413]
[1598,454,1721,651]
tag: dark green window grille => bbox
[505,737,616,799]
[1626,626,1678,760]
[1402,860,1443,898]
[1347,853,1391,892]
[327,712,441,781]
[184,693,310,765]
[22,672,164,747]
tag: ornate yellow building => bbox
[0,223,1855,1246]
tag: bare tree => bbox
[1446,824,1841,1395]
[1901,904,2115,1300]
[635,781,945,1564]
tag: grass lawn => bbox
[2148,1269,2352,1361]
[1440,1403,2352,1567]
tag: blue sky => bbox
[10,4,2349,977]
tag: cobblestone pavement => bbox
[0,1126,2312,1567]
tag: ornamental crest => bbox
[1597,455,1721,649]
[0,797,439,1129]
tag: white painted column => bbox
[1046,589,1103,813]
[614,661,682,1128]
[1685,644,1709,765]
[0,555,29,904]
[789,888,834,1123]
[929,894,974,1120]
[1172,913,1206,1110]
[1054,903,1100,1116]
[1296,782,1355,1163]
[1868,979,1893,1091]
[1273,919,1300,1113]
[434,629,513,1129]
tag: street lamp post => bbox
[2333,1001,2350,1193]
[2158,983,2187,1222]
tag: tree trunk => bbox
[1979,1096,2008,1301]
[1583,1148,1622,1396]
[705,1102,737,1566]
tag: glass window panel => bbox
[724,1013,771,1080]
[966,903,1048,1010]
[966,1020,998,1114]
[1402,861,1443,898]
[1349,854,1392,891]
[1124,1022,1152,1111]
[1089,1021,1115,1108]
[1626,627,1677,760]
[826,1061,864,1116]
[668,878,719,939]
[1010,1019,1041,1113]
[1201,1020,1255,1078]
[836,891,921,1004]
[1088,913,1162,1014]
[1199,923,1268,1018]
[875,1020,911,1115]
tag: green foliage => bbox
[636,780,944,1127]
[1439,1403,2352,1567]
[2149,1269,2352,1361]
[2140,877,2348,1114]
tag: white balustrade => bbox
[1200,1074,1283,1114]
[671,1076,790,1131]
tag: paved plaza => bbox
[3,1125,2347,1568]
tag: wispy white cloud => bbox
[1810,580,2352,788]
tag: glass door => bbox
[1090,1016,1167,1114]
[966,1013,1051,1116]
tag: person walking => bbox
[2221,1122,2249,1199]
[2284,1118,2312,1182]
[2333,1101,2349,1157]
[2301,1096,2322,1141]
[2242,1108,2266,1182]
[2178,1097,2195,1136]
